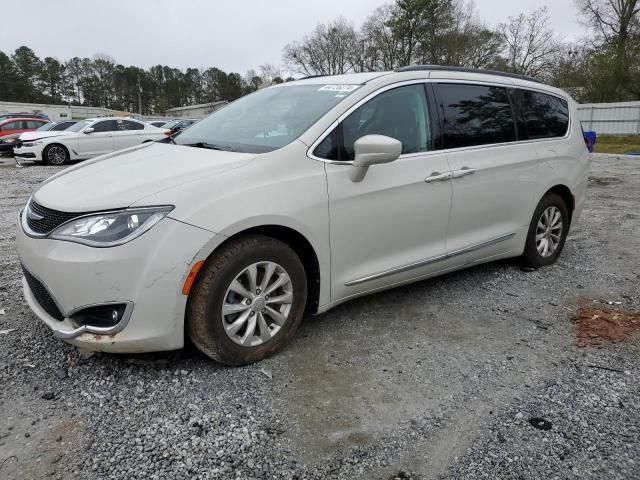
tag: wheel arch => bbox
[191,224,322,314]
[42,142,70,162]
[545,184,574,226]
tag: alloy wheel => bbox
[47,146,67,165]
[221,261,293,347]
[535,206,563,257]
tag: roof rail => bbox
[394,65,541,84]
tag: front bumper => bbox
[16,213,213,353]
[14,144,43,160]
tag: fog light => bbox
[70,304,127,328]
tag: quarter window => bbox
[515,90,569,139]
[314,84,432,161]
[437,83,516,149]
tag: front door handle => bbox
[424,171,452,183]
[452,167,476,179]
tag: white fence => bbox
[577,101,640,135]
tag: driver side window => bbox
[314,84,432,161]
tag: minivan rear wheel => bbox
[522,192,569,268]
[186,235,307,365]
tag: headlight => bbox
[49,206,174,247]
[1,138,17,144]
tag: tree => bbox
[283,17,359,75]
[498,7,562,78]
[12,46,43,102]
[361,4,405,70]
[577,0,640,99]
[0,52,19,101]
[444,0,504,68]
[40,57,65,102]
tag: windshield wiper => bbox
[183,142,233,151]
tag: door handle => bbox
[424,171,452,183]
[452,167,476,179]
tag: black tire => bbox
[43,144,69,165]
[186,234,307,366]
[521,192,569,268]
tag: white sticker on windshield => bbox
[318,84,360,92]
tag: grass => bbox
[593,135,640,155]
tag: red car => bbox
[0,117,49,138]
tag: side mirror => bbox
[349,134,402,182]
[84,127,94,134]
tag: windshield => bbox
[36,123,55,131]
[174,84,360,153]
[67,120,92,133]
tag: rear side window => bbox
[437,83,516,149]
[26,120,44,129]
[314,84,432,161]
[1,121,21,131]
[119,120,144,131]
[93,120,118,132]
[515,90,569,139]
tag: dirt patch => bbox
[588,176,623,186]
[573,306,640,347]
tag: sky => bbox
[0,0,584,75]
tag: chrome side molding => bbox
[345,232,516,286]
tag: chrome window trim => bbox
[345,232,516,286]
[306,78,572,165]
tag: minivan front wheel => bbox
[522,192,569,268]
[186,235,307,365]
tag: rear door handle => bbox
[452,167,476,179]
[424,171,452,183]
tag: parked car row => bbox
[0,110,201,163]
[0,121,77,154]
[13,117,171,164]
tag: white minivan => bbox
[16,67,590,365]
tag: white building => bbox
[0,101,129,122]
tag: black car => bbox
[163,118,198,134]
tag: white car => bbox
[14,117,170,165]
[16,67,590,365]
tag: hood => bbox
[33,142,256,212]
[19,130,71,141]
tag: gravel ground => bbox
[0,154,639,479]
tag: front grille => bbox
[22,266,64,321]
[15,139,22,148]
[26,201,84,235]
